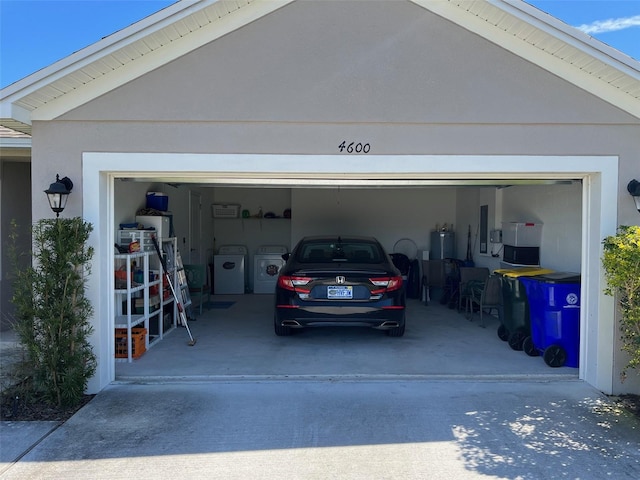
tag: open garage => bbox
[98,153,611,386]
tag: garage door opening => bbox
[82,153,618,393]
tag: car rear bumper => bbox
[275,304,405,329]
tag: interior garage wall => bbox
[113,181,207,264]
[502,183,582,272]
[113,180,155,228]
[455,183,583,273]
[292,188,456,255]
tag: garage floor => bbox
[115,296,578,380]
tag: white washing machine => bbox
[253,245,288,294]
[214,245,248,294]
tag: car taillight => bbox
[278,275,312,293]
[370,276,403,294]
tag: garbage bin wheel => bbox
[523,336,539,357]
[543,345,567,368]
[508,330,526,351]
[497,324,509,341]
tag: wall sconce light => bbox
[44,174,73,218]
[628,179,640,213]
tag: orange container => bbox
[114,328,147,359]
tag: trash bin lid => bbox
[535,272,581,283]
[494,267,554,278]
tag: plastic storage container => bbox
[146,192,169,211]
[519,272,581,368]
[493,267,554,350]
[135,215,171,239]
[502,222,542,247]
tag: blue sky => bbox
[1,0,639,89]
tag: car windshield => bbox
[297,240,384,264]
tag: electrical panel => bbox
[490,229,502,244]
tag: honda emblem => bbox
[336,276,346,284]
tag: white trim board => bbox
[83,153,618,394]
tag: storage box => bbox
[135,215,170,239]
[212,203,240,219]
[133,296,160,314]
[146,192,169,211]
[114,328,147,359]
[502,222,543,247]
[117,230,157,252]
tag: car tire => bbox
[387,315,406,337]
[274,314,292,336]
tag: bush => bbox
[602,225,640,381]
[9,218,96,407]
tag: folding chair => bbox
[467,274,503,327]
[458,267,490,313]
[183,264,211,315]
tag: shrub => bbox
[602,225,640,381]
[9,218,96,407]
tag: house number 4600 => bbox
[338,141,371,154]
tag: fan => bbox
[393,238,418,260]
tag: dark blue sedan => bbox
[274,236,406,337]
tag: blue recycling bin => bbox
[520,272,581,368]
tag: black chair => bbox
[467,274,502,328]
[183,264,210,315]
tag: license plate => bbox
[327,285,353,299]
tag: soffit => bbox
[0,0,639,133]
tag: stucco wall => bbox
[26,0,640,394]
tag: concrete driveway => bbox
[1,379,639,479]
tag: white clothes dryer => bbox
[253,245,288,294]
[214,245,248,294]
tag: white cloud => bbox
[576,15,640,34]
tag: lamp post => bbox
[44,175,73,218]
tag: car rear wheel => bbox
[274,314,292,336]
[386,315,406,337]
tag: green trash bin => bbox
[493,267,554,350]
